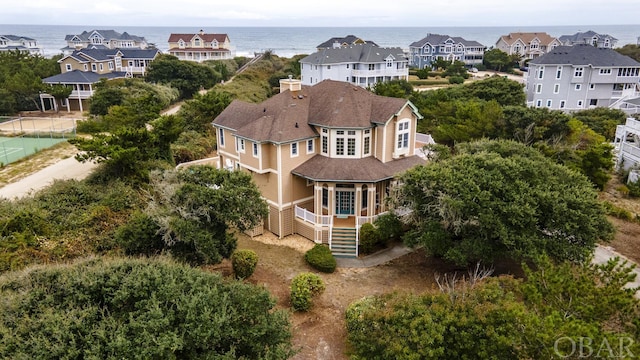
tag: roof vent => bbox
[295,122,299,128]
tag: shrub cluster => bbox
[290,272,325,312]
[359,213,404,255]
[304,244,336,273]
[231,249,258,279]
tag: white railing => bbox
[69,90,93,99]
[620,143,640,160]
[625,117,640,132]
[294,205,332,227]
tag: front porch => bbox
[294,204,392,258]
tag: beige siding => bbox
[252,172,278,203]
[268,205,280,236]
[265,143,276,170]
[281,207,294,237]
[279,141,317,206]
[294,219,314,240]
[239,141,260,170]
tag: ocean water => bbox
[1,24,639,59]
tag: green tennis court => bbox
[0,135,70,165]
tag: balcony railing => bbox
[68,90,94,99]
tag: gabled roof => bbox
[529,44,640,66]
[498,32,559,46]
[410,33,485,48]
[291,154,425,182]
[300,43,407,65]
[0,34,36,41]
[168,33,229,43]
[213,80,412,143]
[59,48,160,63]
[64,30,147,43]
[42,70,126,84]
[558,30,617,43]
[316,35,378,49]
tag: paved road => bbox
[0,156,98,200]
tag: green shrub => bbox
[448,76,465,84]
[602,201,635,221]
[231,249,258,279]
[304,244,336,273]
[627,180,640,198]
[115,211,164,256]
[290,272,325,311]
[358,222,381,255]
[374,213,403,243]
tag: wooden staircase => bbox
[330,227,357,258]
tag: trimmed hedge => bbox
[290,272,325,311]
[231,249,258,279]
[304,244,336,273]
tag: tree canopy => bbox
[0,257,294,359]
[0,51,61,114]
[397,139,614,266]
[142,165,268,265]
[145,54,221,99]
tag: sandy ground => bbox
[0,156,97,200]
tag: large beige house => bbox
[495,32,562,62]
[167,30,234,62]
[40,48,159,112]
[212,79,428,257]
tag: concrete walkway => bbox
[594,245,640,296]
[335,243,415,268]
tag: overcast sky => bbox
[2,0,639,27]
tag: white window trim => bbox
[65,64,72,71]
[252,142,259,157]
[575,84,582,91]
[553,84,560,94]
[395,119,411,156]
[236,138,245,153]
[306,139,314,154]
[291,142,299,157]
[218,128,225,147]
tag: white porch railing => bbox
[294,205,333,227]
[69,90,93,99]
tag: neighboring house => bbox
[315,35,378,51]
[212,78,427,257]
[614,117,640,171]
[525,44,640,112]
[61,29,148,55]
[408,33,486,69]
[0,35,43,55]
[58,48,160,77]
[558,30,618,48]
[167,30,234,62]
[495,32,562,61]
[39,48,159,112]
[300,43,409,88]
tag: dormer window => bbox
[194,38,201,46]
[212,40,218,48]
[179,40,185,48]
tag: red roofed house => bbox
[212,78,429,257]
[167,30,234,62]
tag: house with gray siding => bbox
[558,30,618,48]
[525,44,640,112]
[61,30,149,55]
[315,35,378,51]
[300,43,409,88]
[409,33,486,69]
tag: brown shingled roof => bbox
[499,32,559,46]
[167,33,229,43]
[213,80,412,143]
[291,155,426,182]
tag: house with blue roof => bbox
[0,35,43,55]
[61,29,149,55]
[409,34,486,69]
[558,30,618,49]
[40,47,160,112]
